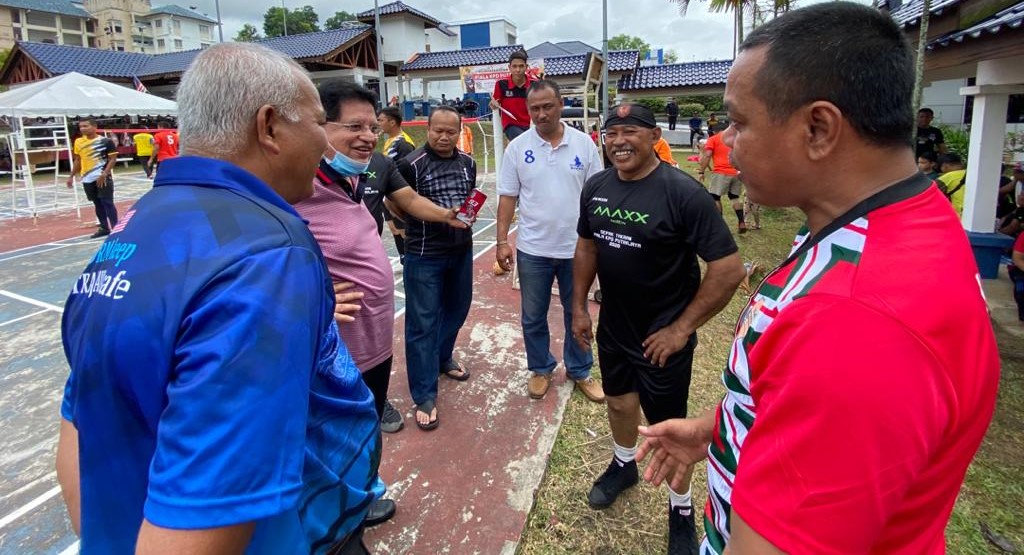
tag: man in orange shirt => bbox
[699,131,746,233]
[149,120,180,175]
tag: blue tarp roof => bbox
[617,60,732,91]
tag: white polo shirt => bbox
[498,123,603,259]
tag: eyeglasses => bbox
[326,122,383,136]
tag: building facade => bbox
[0,0,96,50]
[83,0,214,53]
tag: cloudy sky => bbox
[193,0,742,61]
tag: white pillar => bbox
[960,84,1013,232]
[492,109,504,182]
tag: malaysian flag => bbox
[132,76,148,94]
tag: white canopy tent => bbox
[0,72,177,219]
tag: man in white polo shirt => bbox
[496,79,605,403]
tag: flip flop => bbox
[440,361,471,382]
[415,400,439,431]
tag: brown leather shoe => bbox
[528,373,552,399]
[575,377,606,403]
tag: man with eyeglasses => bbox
[395,106,477,431]
[293,80,464,529]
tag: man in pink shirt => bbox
[294,79,464,527]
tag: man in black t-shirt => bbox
[572,103,745,554]
[666,98,679,130]
[915,107,946,158]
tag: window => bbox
[26,12,56,27]
[62,32,83,46]
[174,39,182,49]
[27,29,57,42]
[200,42,210,49]
[157,38,165,49]
[113,40,125,51]
[13,28,21,40]
[154,19,162,28]
[61,16,79,29]
[86,20,94,32]
[199,24,210,37]
[11,9,19,23]
[172,19,181,33]
[109,19,123,34]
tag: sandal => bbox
[415,399,439,431]
[440,361,471,382]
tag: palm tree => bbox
[912,0,932,112]
[672,0,795,55]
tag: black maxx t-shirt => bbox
[577,163,738,361]
[361,152,410,235]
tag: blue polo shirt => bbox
[61,156,382,554]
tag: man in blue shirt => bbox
[56,42,383,554]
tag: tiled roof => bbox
[356,1,442,27]
[608,49,639,72]
[146,4,217,23]
[884,0,964,27]
[137,49,201,76]
[18,42,148,78]
[528,40,599,59]
[0,0,90,18]
[928,0,1024,47]
[617,59,732,91]
[12,26,374,80]
[543,54,587,77]
[253,23,371,59]
[401,44,524,71]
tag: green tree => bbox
[673,0,794,54]
[607,34,651,59]
[664,49,678,64]
[324,10,356,30]
[263,5,320,38]
[234,23,261,42]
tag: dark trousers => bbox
[361,356,393,418]
[83,179,118,231]
[327,525,369,555]
[403,248,473,406]
[668,116,678,130]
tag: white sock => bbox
[669,487,692,510]
[613,442,637,465]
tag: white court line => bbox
[0,485,60,530]
[0,234,92,257]
[0,309,50,328]
[57,541,79,555]
[0,290,64,313]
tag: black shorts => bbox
[83,178,114,201]
[598,341,695,425]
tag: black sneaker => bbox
[587,458,638,509]
[90,229,110,239]
[668,502,699,555]
[380,400,404,433]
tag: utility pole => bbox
[374,0,385,108]
[215,0,223,42]
[282,0,288,36]
[601,0,609,117]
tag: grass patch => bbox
[517,160,1024,553]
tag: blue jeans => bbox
[403,248,473,406]
[517,250,593,380]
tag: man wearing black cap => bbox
[571,102,745,554]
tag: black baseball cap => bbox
[604,103,658,129]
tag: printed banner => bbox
[460,60,544,95]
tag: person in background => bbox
[688,113,703,152]
[66,119,118,238]
[133,129,154,178]
[666,98,679,131]
[915,107,946,158]
[1011,232,1024,322]
[937,152,967,214]
[149,120,179,176]
[490,50,535,140]
[917,150,941,181]
[654,137,678,167]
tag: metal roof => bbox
[928,0,1024,47]
[146,4,217,23]
[356,1,442,27]
[0,0,90,18]
[527,40,598,59]
[617,59,732,91]
[401,44,524,71]
[137,49,201,76]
